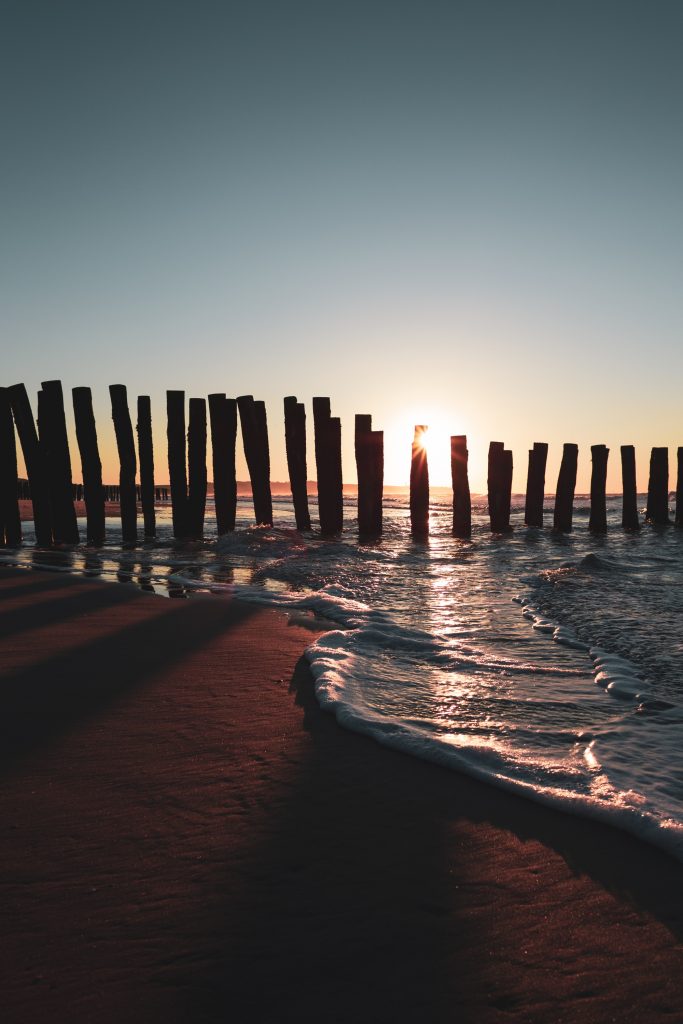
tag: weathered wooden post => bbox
[553,443,578,531]
[410,425,429,539]
[620,445,640,531]
[109,385,137,545]
[254,400,273,526]
[39,380,79,544]
[72,386,106,545]
[355,415,374,536]
[676,448,683,528]
[187,398,207,538]
[0,388,22,546]
[369,428,384,536]
[167,390,189,539]
[589,444,609,532]
[488,442,513,533]
[451,435,471,538]
[645,447,670,524]
[136,396,156,538]
[237,395,272,526]
[284,396,311,531]
[209,394,238,534]
[524,442,548,528]
[313,397,343,535]
[8,384,53,545]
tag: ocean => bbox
[4,490,683,861]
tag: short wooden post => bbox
[39,380,79,544]
[167,390,189,539]
[524,442,548,528]
[553,443,578,531]
[284,396,311,531]
[72,386,106,545]
[676,448,683,528]
[136,396,156,538]
[645,447,670,524]
[451,435,471,538]
[313,397,343,535]
[8,384,53,545]
[109,385,137,545]
[0,388,22,546]
[209,394,238,534]
[589,444,609,532]
[620,445,640,531]
[488,442,513,533]
[410,425,429,539]
[187,398,207,538]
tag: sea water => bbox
[4,491,683,861]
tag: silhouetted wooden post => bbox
[284,396,311,531]
[620,445,639,531]
[187,398,207,538]
[589,444,609,532]
[0,388,21,546]
[8,384,53,545]
[237,395,272,526]
[72,386,106,545]
[369,429,384,536]
[646,447,670,524]
[524,442,548,528]
[410,426,429,539]
[676,448,683,528]
[553,443,578,531]
[451,435,471,538]
[355,415,373,536]
[313,397,343,535]
[209,394,238,534]
[39,380,79,544]
[488,442,513,533]
[136,396,156,538]
[109,385,137,545]
[167,390,189,539]
[254,400,273,526]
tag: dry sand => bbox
[0,566,682,1023]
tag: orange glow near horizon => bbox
[385,408,459,488]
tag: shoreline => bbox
[1,566,682,1022]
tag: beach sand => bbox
[1,566,682,1023]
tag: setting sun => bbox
[384,408,461,487]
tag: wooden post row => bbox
[72,386,106,545]
[410,425,429,539]
[0,387,22,546]
[312,398,343,535]
[8,383,53,546]
[109,385,137,545]
[284,397,311,531]
[209,394,238,534]
[451,435,471,538]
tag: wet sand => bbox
[1,566,682,1023]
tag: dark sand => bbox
[1,566,682,1023]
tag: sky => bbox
[2,0,683,491]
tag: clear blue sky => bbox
[2,0,682,489]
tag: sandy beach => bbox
[1,565,682,1023]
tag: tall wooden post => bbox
[39,380,79,544]
[620,445,640,531]
[410,425,429,539]
[284,396,311,531]
[313,397,343,535]
[451,435,471,538]
[553,443,578,532]
[676,448,683,528]
[167,390,189,539]
[369,429,384,536]
[254,400,273,526]
[0,388,21,546]
[488,442,513,533]
[109,385,137,545]
[209,394,238,534]
[524,442,548,528]
[187,398,207,538]
[589,444,609,532]
[646,447,670,524]
[136,396,156,538]
[8,384,53,546]
[72,387,106,545]
[237,395,272,526]
[355,415,373,536]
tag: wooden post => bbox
[8,384,53,545]
[136,396,156,538]
[451,435,471,538]
[187,397,207,538]
[109,385,137,545]
[488,442,513,533]
[72,387,106,545]
[284,396,311,531]
[676,448,683,528]
[313,397,343,535]
[524,442,548,528]
[254,400,273,527]
[645,447,670,524]
[355,414,373,536]
[39,380,79,544]
[553,443,578,531]
[237,395,272,526]
[0,388,22,546]
[209,394,238,534]
[369,429,384,536]
[167,390,189,539]
[589,444,609,532]
[620,445,639,531]
[410,425,429,539]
